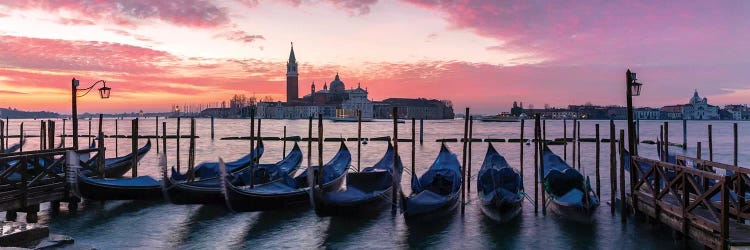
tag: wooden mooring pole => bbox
[419,118,424,145]
[40,120,46,150]
[708,124,713,161]
[115,119,119,157]
[577,120,581,169]
[317,114,323,190]
[664,122,669,162]
[307,116,312,172]
[0,119,4,151]
[98,114,103,151]
[88,119,92,146]
[539,116,546,215]
[533,115,539,214]
[734,123,738,166]
[48,120,55,150]
[468,116,473,194]
[177,117,181,173]
[411,117,416,198]
[61,119,65,148]
[461,107,469,215]
[131,118,139,177]
[4,117,8,148]
[357,110,361,172]
[188,118,196,181]
[249,109,255,188]
[19,122,23,152]
[156,116,159,154]
[609,120,616,215]
[162,122,167,162]
[520,119,524,182]
[210,116,215,140]
[283,125,287,158]
[563,119,567,161]
[98,131,105,178]
[392,107,399,212]
[619,129,627,222]
[682,119,687,150]
[595,123,601,199]
[572,119,577,168]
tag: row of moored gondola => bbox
[73,139,600,222]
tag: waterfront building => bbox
[373,98,454,119]
[634,108,660,120]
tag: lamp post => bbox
[625,69,643,156]
[72,78,111,149]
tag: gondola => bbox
[477,143,523,222]
[542,146,598,221]
[163,142,302,205]
[171,140,264,181]
[312,141,402,216]
[81,139,152,178]
[77,174,162,200]
[400,143,462,220]
[223,141,350,212]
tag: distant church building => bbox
[256,43,453,119]
[683,90,719,120]
[660,90,719,120]
[286,43,299,102]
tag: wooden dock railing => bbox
[675,155,750,223]
[630,156,736,249]
[0,147,102,215]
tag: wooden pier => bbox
[0,147,102,221]
[625,154,750,249]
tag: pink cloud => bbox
[1,0,230,28]
[217,30,265,43]
[402,1,750,65]
[0,35,175,73]
[328,0,379,15]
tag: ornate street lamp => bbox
[72,78,111,149]
[625,69,643,217]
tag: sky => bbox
[0,0,749,114]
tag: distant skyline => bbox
[1,1,749,114]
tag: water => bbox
[3,118,749,249]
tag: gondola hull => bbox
[402,191,459,221]
[226,174,346,212]
[163,177,225,204]
[78,176,162,201]
[548,199,597,223]
[313,171,394,216]
[479,190,522,223]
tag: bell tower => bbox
[286,42,299,102]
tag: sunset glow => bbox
[1,1,748,114]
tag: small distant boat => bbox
[81,139,152,178]
[171,141,264,181]
[480,113,520,122]
[163,143,302,205]
[312,141,402,216]
[477,143,523,223]
[331,117,373,122]
[542,146,598,221]
[401,143,462,220]
[223,141,350,212]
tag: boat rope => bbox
[520,191,536,208]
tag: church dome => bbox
[329,73,345,92]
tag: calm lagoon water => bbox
[3,118,748,249]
